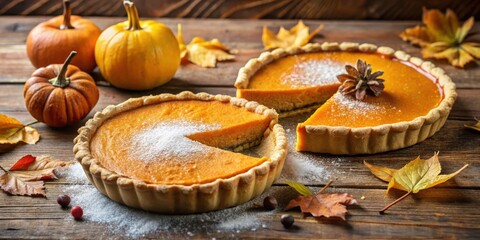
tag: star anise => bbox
[337,59,385,101]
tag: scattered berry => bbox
[57,195,71,208]
[71,206,83,220]
[263,196,278,210]
[281,214,294,228]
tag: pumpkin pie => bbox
[235,42,456,154]
[73,91,287,213]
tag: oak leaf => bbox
[399,8,480,68]
[262,20,323,50]
[285,180,357,220]
[0,155,73,197]
[0,113,39,145]
[177,24,235,68]
[365,152,468,213]
[464,118,480,132]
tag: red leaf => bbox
[0,155,73,197]
[9,155,36,171]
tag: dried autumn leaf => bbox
[262,20,323,50]
[285,180,357,220]
[464,118,480,132]
[176,24,234,68]
[364,152,468,213]
[0,155,73,197]
[400,8,480,68]
[0,113,39,145]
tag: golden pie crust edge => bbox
[73,91,287,213]
[235,42,457,154]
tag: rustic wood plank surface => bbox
[0,17,479,239]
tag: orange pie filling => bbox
[295,52,443,150]
[90,100,273,185]
[237,54,342,112]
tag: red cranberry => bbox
[71,206,83,220]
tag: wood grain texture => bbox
[0,17,479,238]
[1,17,479,88]
[1,0,480,20]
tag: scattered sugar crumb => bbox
[278,116,343,183]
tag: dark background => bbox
[1,0,479,20]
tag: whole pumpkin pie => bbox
[73,91,287,213]
[235,42,456,154]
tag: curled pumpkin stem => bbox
[50,51,77,88]
[60,0,74,30]
[124,0,142,31]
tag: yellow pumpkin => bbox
[95,1,180,90]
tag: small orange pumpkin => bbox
[94,0,180,90]
[26,0,101,72]
[24,51,99,128]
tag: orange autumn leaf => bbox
[400,8,480,68]
[0,155,73,197]
[0,113,39,145]
[177,24,234,68]
[285,181,357,220]
[262,20,323,50]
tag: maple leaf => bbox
[364,152,468,213]
[464,118,480,132]
[285,180,357,220]
[262,20,323,50]
[177,24,235,68]
[400,8,480,68]
[0,155,73,197]
[0,113,40,145]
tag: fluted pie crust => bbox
[235,42,456,154]
[73,91,287,213]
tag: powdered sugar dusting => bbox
[281,56,344,87]
[333,93,385,113]
[278,115,344,183]
[129,121,220,163]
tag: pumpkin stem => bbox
[124,0,142,31]
[50,51,76,88]
[60,0,75,30]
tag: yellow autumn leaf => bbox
[399,8,480,68]
[386,152,468,194]
[176,24,234,68]
[363,161,396,183]
[262,20,323,50]
[465,118,480,132]
[365,152,468,213]
[0,114,40,145]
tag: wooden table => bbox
[1,17,479,239]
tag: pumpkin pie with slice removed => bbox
[235,42,456,154]
[73,91,287,213]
